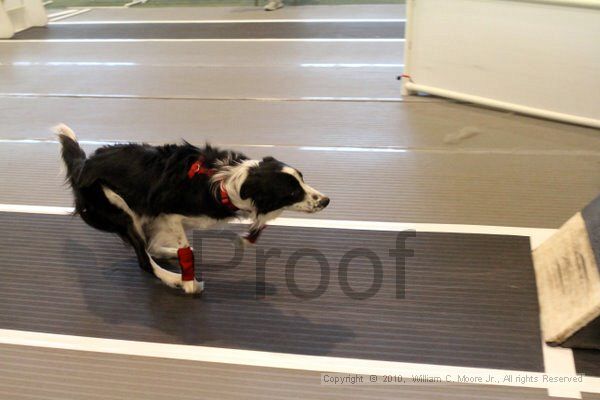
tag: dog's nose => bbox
[319,197,330,208]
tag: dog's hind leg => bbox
[148,246,179,259]
[123,227,181,288]
[121,226,182,289]
[102,187,145,240]
[102,186,184,290]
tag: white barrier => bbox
[401,0,600,129]
[0,0,47,38]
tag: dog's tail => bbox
[55,123,86,188]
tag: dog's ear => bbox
[262,156,276,163]
[240,174,259,200]
[240,174,280,214]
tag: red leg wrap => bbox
[177,247,195,282]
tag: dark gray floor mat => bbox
[13,22,405,40]
[0,212,543,371]
[574,349,600,377]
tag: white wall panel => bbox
[402,0,600,128]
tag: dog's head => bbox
[240,156,330,215]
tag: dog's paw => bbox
[182,279,204,295]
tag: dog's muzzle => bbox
[306,194,330,212]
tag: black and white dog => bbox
[56,124,329,294]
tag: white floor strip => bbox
[0,204,74,215]
[46,9,79,19]
[49,18,407,24]
[269,217,556,250]
[0,329,595,397]
[1,140,409,152]
[48,8,91,23]
[301,96,403,102]
[1,61,404,69]
[0,93,404,103]
[2,139,596,157]
[301,63,404,68]
[0,38,406,43]
[0,203,556,248]
[543,343,582,398]
[124,0,147,7]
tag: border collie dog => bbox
[56,124,329,294]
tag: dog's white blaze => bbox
[212,159,259,213]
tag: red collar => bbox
[187,158,238,211]
[187,158,215,179]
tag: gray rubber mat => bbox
[574,349,600,377]
[13,22,405,40]
[0,212,543,371]
[0,41,405,67]
[0,65,401,100]
[0,143,598,228]
[0,344,561,400]
[1,97,599,152]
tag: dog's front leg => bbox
[174,230,203,295]
[241,224,266,246]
